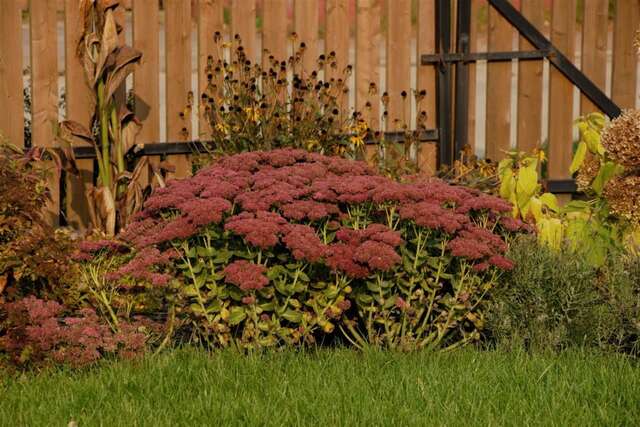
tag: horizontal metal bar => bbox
[421,49,549,64]
[488,0,620,118]
[545,179,577,194]
[67,129,440,159]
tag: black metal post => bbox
[435,0,453,167]
[454,0,471,158]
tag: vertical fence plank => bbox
[65,0,94,229]
[548,0,577,180]
[133,0,160,145]
[198,0,223,138]
[611,0,639,109]
[262,0,288,65]
[516,0,544,153]
[466,0,480,151]
[485,4,513,161]
[31,0,60,224]
[416,0,436,173]
[0,0,24,147]
[356,0,381,166]
[356,0,380,127]
[294,0,319,76]
[580,0,608,114]
[386,0,411,132]
[165,0,192,178]
[232,0,256,61]
[133,0,160,188]
[325,0,349,85]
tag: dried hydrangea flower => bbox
[575,151,600,191]
[601,109,640,168]
[603,175,640,224]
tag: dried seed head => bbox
[575,151,600,191]
[603,175,640,224]
[601,109,640,168]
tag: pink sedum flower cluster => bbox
[108,149,526,288]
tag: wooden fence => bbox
[0,0,639,229]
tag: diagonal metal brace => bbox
[488,0,621,118]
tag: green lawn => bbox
[1,348,638,426]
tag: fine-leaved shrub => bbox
[486,235,640,356]
[81,149,526,351]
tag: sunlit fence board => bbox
[325,0,349,106]
[30,0,60,224]
[232,0,256,60]
[294,0,319,76]
[580,0,609,114]
[548,0,577,180]
[485,5,513,161]
[0,0,24,148]
[386,0,411,132]
[262,0,288,65]
[611,0,639,109]
[416,0,437,173]
[516,0,544,153]
[197,0,224,137]
[64,0,94,229]
[165,0,192,178]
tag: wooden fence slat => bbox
[165,0,192,178]
[262,0,288,65]
[416,0,436,173]
[580,0,608,114]
[325,0,349,88]
[0,0,24,147]
[466,0,481,152]
[485,4,513,162]
[65,0,94,229]
[133,0,160,145]
[612,0,639,109]
[294,0,319,76]
[516,0,544,153]
[232,0,256,61]
[548,0,577,180]
[356,0,380,167]
[31,0,60,224]
[386,0,411,132]
[132,0,160,188]
[197,0,223,138]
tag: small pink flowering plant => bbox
[83,149,526,351]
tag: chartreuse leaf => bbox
[282,310,302,323]
[587,112,606,130]
[528,197,542,222]
[539,192,559,213]
[516,163,539,208]
[228,307,246,325]
[592,161,619,195]
[570,141,587,174]
[582,129,601,154]
[537,217,564,250]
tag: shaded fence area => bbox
[0,0,639,229]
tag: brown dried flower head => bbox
[576,151,600,191]
[603,175,640,224]
[601,109,640,169]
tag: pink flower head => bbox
[282,224,326,262]
[224,211,287,249]
[223,260,269,291]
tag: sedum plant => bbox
[57,0,148,236]
[76,149,526,351]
